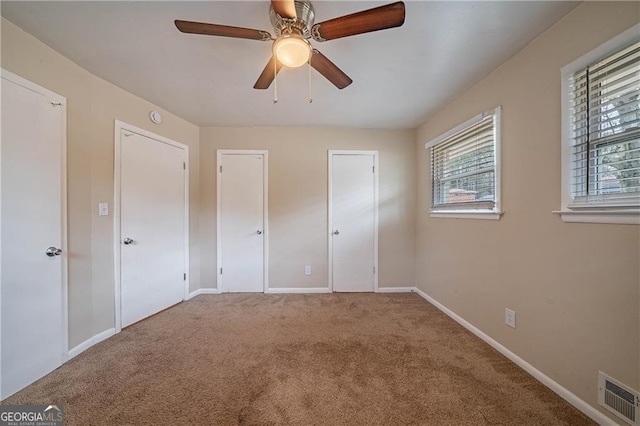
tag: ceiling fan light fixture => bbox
[273,34,311,68]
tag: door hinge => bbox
[373,266,376,274]
[372,166,375,173]
[220,267,223,275]
[183,273,187,281]
[219,165,222,173]
[183,162,186,170]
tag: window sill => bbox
[553,209,639,225]
[430,210,504,220]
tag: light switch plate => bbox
[98,203,109,216]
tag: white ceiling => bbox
[1,1,578,128]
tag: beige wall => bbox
[2,14,416,345]
[199,127,416,290]
[4,2,638,420]
[1,18,201,348]
[415,2,640,421]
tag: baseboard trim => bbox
[377,287,414,293]
[68,328,116,359]
[411,287,613,425]
[187,288,221,299]
[265,287,331,294]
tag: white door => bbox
[118,127,187,328]
[1,71,67,399]
[217,151,267,293]
[329,151,378,292]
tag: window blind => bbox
[569,40,640,203]
[431,113,496,210]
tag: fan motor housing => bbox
[269,0,315,37]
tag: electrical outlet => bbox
[304,265,312,276]
[505,308,516,328]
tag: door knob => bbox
[333,230,340,235]
[46,247,62,257]
[123,238,134,245]
[256,230,262,235]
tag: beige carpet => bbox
[4,293,593,425]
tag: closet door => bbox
[329,151,378,293]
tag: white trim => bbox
[216,150,269,293]
[553,210,640,225]
[114,121,190,333]
[265,287,332,294]
[430,211,504,220]
[425,107,502,218]
[494,107,502,216]
[68,328,116,360]
[216,151,222,292]
[114,128,122,332]
[411,287,615,425]
[328,152,333,292]
[560,24,640,224]
[60,87,69,364]
[568,201,640,210]
[373,152,379,293]
[187,288,221,299]
[0,70,69,398]
[376,287,414,293]
[328,150,379,293]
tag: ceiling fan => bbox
[175,0,405,90]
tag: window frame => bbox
[559,24,640,225]
[425,106,503,220]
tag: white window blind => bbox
[569,39,640,205]
[431,111,498,211]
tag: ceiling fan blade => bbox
[175,20,271,41]
[311,1,405,42]
[271,0,297,19]
[310,50,353,90]
[254,56,284,89]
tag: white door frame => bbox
[216,150,269,293]
[0,69,69,396]
[327,150,379,293]
[114,120,189,333]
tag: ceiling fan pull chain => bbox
[308,59,313,104]
[273,58,278,104]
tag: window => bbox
[560,25,640,224]
[425,107,502,220]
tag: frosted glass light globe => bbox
[273,35,311,68]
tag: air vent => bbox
[598,371,639,425]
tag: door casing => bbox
[216,150,269,293]
[113,120,189,332]
[328,150,379,293]
[0,69,69,398]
